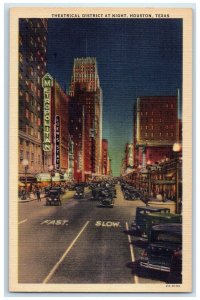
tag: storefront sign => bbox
[55,115,60,170]
[42,73,53,151]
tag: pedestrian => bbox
[36,188,41,202]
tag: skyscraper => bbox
[18,19,48,183]
[69,57,103,181]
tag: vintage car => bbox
[100,197,114,208]
[46,189,62,206]
[131,206,171,235]
[132,208,182,239]
[138,223,182,278]
[74,186,84,199]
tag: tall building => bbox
[42,74,70,177]
[18,18,48,183]
[69,57,103,181]
[133,96,179,167]
[102,139,108,175]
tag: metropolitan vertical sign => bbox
[42,73,53,151]
[55,115,60,170]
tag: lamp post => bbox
[48,165,54,187]
[146,161,151,198]
[173,143,181,214]
[22,159,29,199]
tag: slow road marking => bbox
[18,219,27,225]
[125,222,139,284]
[43,220,90,284]
[95,221,120,228]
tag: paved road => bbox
[18,185,164,284]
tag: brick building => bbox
[133,96,180,167]
[102,139,108,175]
[69,57,103,181]
[42,74,70,176]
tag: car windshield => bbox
[152,231,182,244]
[49,191,59,196]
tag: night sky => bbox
[47,18,182,176]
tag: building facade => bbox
[69,57,103,181]
[102,139,108,175]
[42,74,70,177]
[133,96,180,168]
[19,18,48,183]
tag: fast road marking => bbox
[125,222,139,284]
[40,219,69,226]
[18,219,27,225]
[43,220,90,284]
[95,221,120,228]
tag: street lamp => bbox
[48,165,54,187]
[22,159,29,199]
[173,143,181,214]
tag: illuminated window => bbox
[25,109,29,119]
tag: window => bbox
[25,109,29,119]
[26,125,29,134]
[25,92,29,102]
[31,153,34,161]
[151,132,154,137]
[31,112,33,122]
[26,151,30,160]
[37,118,41,126]
[20,150,23,160]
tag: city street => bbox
[18,185,164,284]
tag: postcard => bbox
[9,7,192,293]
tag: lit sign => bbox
[55,115,60,170]
[42,73,53,151]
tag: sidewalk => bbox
[18,193,46,203]
[147,199,176,214]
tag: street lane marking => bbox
[95,221,120,227]
[125,222,139,284]
[18,219,27,225]
[40,219,69,226]
[43,220,90,284]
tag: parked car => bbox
[131,206,171,235]
[131,206,181,239]
[138,223,182,279]
[46,189,61,206]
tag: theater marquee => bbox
[42,73,53,151]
